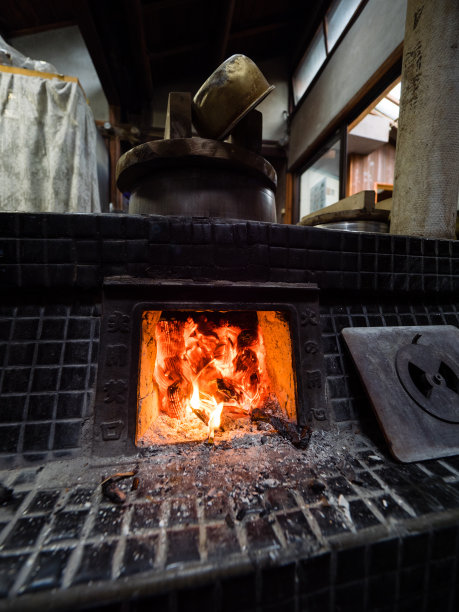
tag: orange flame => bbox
[154,314,269,440]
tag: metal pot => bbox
[192,54,274,140]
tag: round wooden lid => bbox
[116,137,277,193]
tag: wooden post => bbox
[390,0,459,239]
[228,109,262,154]
[109,106,124,212]
[164,93,192,140]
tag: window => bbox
[295,76,401,222]
[347,79,401,198]
[292,27,326,104]
[326,0,362,51]
[292,0,364,105]
[299,137,340,218]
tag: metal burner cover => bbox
[342,325,459,463]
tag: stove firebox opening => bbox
[136,310,297,446]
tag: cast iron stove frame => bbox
[93,277,327,456]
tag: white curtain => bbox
[0,37,100,213]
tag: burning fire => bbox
[153,313,269,441]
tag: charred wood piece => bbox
[101,470,138,504]
[251,408,311,450]
[237,329,258,349]
[235,348,258,372]
[217,377,241,402]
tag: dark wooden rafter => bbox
[3,19,75,38]
[229,20,290,41]
[149,42,206,62]
[142,0,197,13]
[73,0,120,107]
[122,0,153,104]
[216,0,235,64]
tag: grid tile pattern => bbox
[320,300,459,425]
[1,441,459,609]
[1,213,458,292]
[0,303,99,465]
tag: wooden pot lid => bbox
[116,137,277,193]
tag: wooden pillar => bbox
[108,106,124,212]
[390,0,459,239]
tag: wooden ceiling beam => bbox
[73,0,120,107]
[122,0,153,103]
[148,42,206,62]
[229,20,290,41]
[143,0,197,15]
[216,0,235,64]
[5,20,76,38]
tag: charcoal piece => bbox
[251,407,269,422]
[102,480,127,504]
[269,416,312,449]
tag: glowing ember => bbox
[153,312,270,441]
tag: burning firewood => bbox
[191,406,209,425]
[237,328,258,349]
[216,377,241,402]
[166,380,187,419]
[235,348,258,372]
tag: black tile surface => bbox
[3,516,46,549]
[46,510,88,543]
[121,536,157,576]
[24,547,74,593]
[72,542,116,584]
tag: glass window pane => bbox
[375,98,399,121]
[389,82,401,102]
[292,27,327,104]
[326,0,361,51]
[299,139,340,218]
